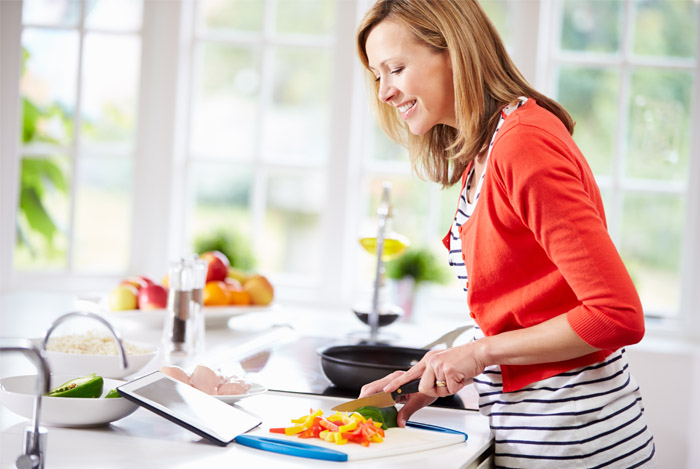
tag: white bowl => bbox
[45,343,158,379]
[0,374,138,427]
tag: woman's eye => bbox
[374,76,380,82]
[390,67,404,75]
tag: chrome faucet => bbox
[0,339,50,469]
[41,311,128,370]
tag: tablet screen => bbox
[118,371,261,446]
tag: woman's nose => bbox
[378,81,396,103]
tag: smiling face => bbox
[365,19,456,135]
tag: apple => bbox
[121,275,154,292]
[138,284,169,310]
[243,274,274,306]
[226,267,247,283]
[200,251,230,283]
[108,284,139,311]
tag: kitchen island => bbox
[0,292,493,468]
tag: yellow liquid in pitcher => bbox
[359,234,410,261]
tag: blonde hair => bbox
[357,0,574,187]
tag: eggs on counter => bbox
[160,364,251,396]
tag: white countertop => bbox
[0,291,492,468]
[1,391,492,468]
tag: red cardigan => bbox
[443,99,645,392]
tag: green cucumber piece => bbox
[46,373,104,398]
[356,406,399,430]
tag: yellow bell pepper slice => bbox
[333,432,348,445]
[338,421,358,433]
[285,409,323,435]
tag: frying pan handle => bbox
[422,324,474,350]
[390,378,420,399]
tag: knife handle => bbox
[390,378,420,399]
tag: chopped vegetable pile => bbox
[269,408,388,447]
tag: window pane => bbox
[370,123,408,162]
[199,0,264,32]
[190,161,253,249]
[73,157,132,271]
[85,0,143,31]
[633,0,698,58]
[191,43,259,159]
[275,0,336,35]
[560,0,621,53]
[14,155,71,271]
[626,68,692,181]
[262,47,332,164]
[22,0,81,27]
[620,192,683,316]
[262,169,325,275]
[21,29,78,146]
[81,33,141,153]
[480,0,511,44]
[556,65,619,175]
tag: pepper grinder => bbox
[163,258,200,363]
[188,255,207,357]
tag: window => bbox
[1,0,698,337]
[182,0,338,293]
[544,0,699,319]
[7,0,143,278]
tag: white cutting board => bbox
[242,425,466,461]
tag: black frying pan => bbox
[318,344,427,392]
[318,325,474,392]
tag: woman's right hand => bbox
[359,371,437,427]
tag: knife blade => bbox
[331,379,421,412]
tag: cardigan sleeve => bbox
[491,122,645,350]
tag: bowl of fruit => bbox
[103,251,276,329]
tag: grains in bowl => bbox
[46,331,153,356]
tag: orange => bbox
[229,288,251,306]
[203,281,230,306]
[224,278,251,306]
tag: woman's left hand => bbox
[384,342,487,397]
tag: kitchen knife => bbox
[331,379,421,412]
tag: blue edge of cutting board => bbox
[234,421,469,462]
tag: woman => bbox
[356,1,656,467]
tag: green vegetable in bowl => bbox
[46,373,103,398]
[356,406,398,430]
[104,388,121,399]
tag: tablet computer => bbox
[118,371,261,446]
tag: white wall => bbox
[627,337,700,469]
